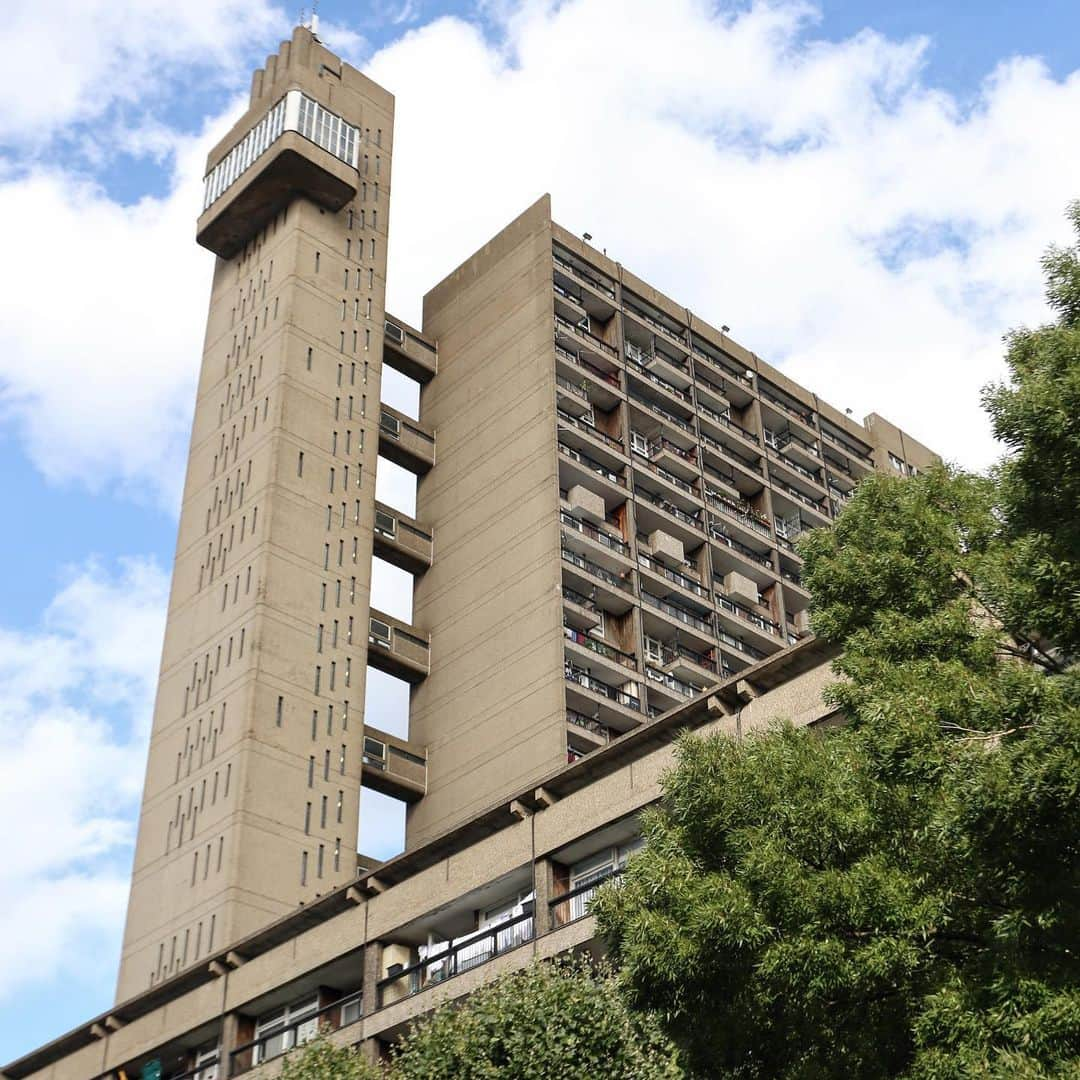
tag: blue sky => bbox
[1,0,1079,1065]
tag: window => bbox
[276,695,284,726]
[306,346,313,370]
[297,451,304,477]
[315,251,320,273]
[304,802,311,834]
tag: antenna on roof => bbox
[298,6,306,27]
[311,0,320,35]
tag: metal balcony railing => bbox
[377,911,535,1006]
[634,486,705,531]
[550,866,624,925]
[558,441,625,486]
[636,551,709,598]
[706,489,772,536]
[564,662,641,710]
[708,519,775,569]
[553,251,616,298]
[560,511,629,556]
[566,709,616,742]
[628,389,695,434]
[561,547,633,592]
[641,591,713,634]
[564,625,637,669]
[715,593,781,636]
[554,313,617,357]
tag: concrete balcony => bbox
[361,724,427,803]
[368,609,430,683]
[384,316,437,384]
[378,404,435,475]
[198,130,356,259]
[373,501,433,575]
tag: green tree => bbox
[981,199,1080,661]
[388,957,681,1079]
[594,211,1080,1078]
[278,1033,382,1080]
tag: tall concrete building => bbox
[5,25,936,1080]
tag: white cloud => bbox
[372,0,1080,467]
[0,118,228,509]
[0,558,168,1000]
[0,0,284,148]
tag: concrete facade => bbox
[3,26,940,1080]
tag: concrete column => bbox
[220,1012,242,1078]
[361,941,382,1019]
[533,856,555,936]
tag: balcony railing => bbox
[781,567,804,587]
[624,302,687,346]
[708,519,774,569]
[230,991,363,1075]
[716,593,781,636]
[646,665,700,698]
[716,625,767,661]
[634,486,705,531]
[772,478,828,516]
[563,584,600,612]
[555,313,617,357]
[634,453,700,497]
[554,341,621,388]
[769,449,821,485]
[567,709,616,742]
[565,662,641,710]
[558,441,625,486]
[377,910,535,1005]
[706,489,772,536]
[561,547,633,592]
[697,399,732,428]
[691,340,754,386]
[628,389,695,434]
[655,641,729,677]
[557,408,625,453]
[626,354,693,402]
[700,431,763,474]
[652,436,698,466]
[694,369,729,401]
[564,625,637,669]
[821,428,874,465]
[550,866,624,925]
[553,277,586,308]
[553,251,616,298]
[637,551,709,598]
[555,372,589,402]
[760,385,815,427]
[641,591,713,634]
[560,511,630,555]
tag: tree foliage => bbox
[594,208,1080,1078]
[277,959,680,1079]
[388,957,681,1080]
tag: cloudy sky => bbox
[2,0,1079,1063]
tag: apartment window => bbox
[323,749,330,780]
[225,764,231,797]
[314,665,321,695]
[320,795,328,828]
[306,346,313,370]
[327,704,334,734]
[340,743,346,774]
[320,582,327,610]
[336,790,343,823]
[308,756,315,787]
[314,251,320,273]
[344,268,350,290]
[304,802,311,834]
[316,624,324,653]
[300,851,308,887]
[297,451,304,477]
[333,838,341,872]
[317,844,325,878]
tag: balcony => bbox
[560,548,635,615]
[361,725,427,803]
[632,454,702,507]
[367,610,429,683]
[556,408,627,457]
[628,387,696,437]
[706,488,772,538]
[198,92,358,258]
[646,665,706,703]
[550,866,624,926]
[634,484,706,538]
[658,640,732,681]
[564,625,638,676]
[558,440,626,490]
[771,478,830,522]
[554,312,619,364]
[715,591,782,639]
[715,623,768,662]
[623,300,689,356]
[691,337,754,388]
[649,436,699,480]
[383,316,437,384]
[372,501,432,575]
[566,708,617,748]
[554,341,623,401]
[230,990,363,1076]
[637,550,710,601]
[378,404,435,475]
[564,661,642,716]
[553,249,616,300]
[378,909,535,1007]
[641,591,714,637]
[700,431,764,479]
[821,427,875,467]
[625,341,692,392]
[708,517,775,572]
[560,510,631,559]
[562,585,604,632]
[759,383,816,430]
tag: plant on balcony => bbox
[594,208,1080,1079]
[389,957,681,1079]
